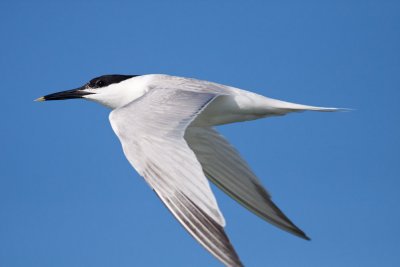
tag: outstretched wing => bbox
[109,88,243,267]
[185,127,310,240]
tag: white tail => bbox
[261,96,345,115]
[194,93,346,126]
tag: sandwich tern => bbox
[36,74,340,267]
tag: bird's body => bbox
[84,74,337,125]
[37,74,340,267]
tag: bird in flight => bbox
[36,74,340,267]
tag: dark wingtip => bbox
[290,226,311,241]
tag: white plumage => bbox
[38,74,341,267]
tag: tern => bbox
[36,74,340,267]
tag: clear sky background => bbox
[1,1,399,266]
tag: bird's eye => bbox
[95,80,105,87]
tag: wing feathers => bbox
[154,189,243,267]
[185,127,310,240]
[109,88,243,266]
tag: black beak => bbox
[35,86,94,101]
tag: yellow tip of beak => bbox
[34,96,45,102]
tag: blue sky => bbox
[1,1,399,266]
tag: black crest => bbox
[88,74,140,88]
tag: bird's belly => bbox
[193,92,271,126]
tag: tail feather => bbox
[263,97,346,114]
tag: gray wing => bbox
[148,74,235,94]
[185,127,310,240]
[109,88,243,267]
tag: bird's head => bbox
[36,74,142,109]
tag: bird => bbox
[36,74,340,267]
